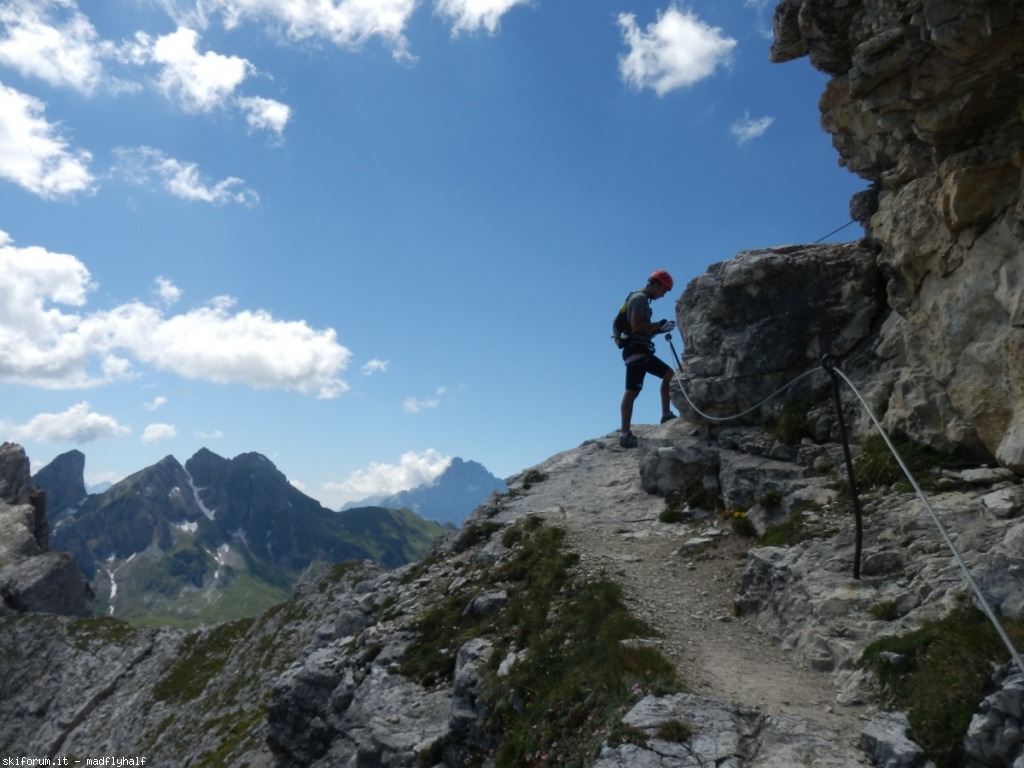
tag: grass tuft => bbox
[399,516,681,767]
[858,603,1024,767]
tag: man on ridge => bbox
[618,269,678,448]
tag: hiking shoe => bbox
[660,413,677,424]
[618,432,638,448]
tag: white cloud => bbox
[85,469,122,487]
[618,6,736,95]
[6,401,130,442]
[143,395,168,411]
[196,428,225,440]
[0,233,352,398]
[402,386,447,413]
[238,95,291,135]
[144,26,252,112]
[0,82,96,199]
[436,0,531,36]
[361,359,389,375]
[743,0,776,39]
[155,276,182,305]
[141,422,177,443]
[403,395,438,413]
[113,146,259,205]
[325,448,452,498]
[731,112,774,144]
[0,0,108,93]
[190,0,418,61]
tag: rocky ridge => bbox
[2,420,1022,766]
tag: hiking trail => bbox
[496,426,873,761]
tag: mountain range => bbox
[31,448,459,625]
[341,457,507,524]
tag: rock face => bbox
[31,448,87,520]
[675,242,885,430]
[0,442,92,617]
[769,0,1024,469]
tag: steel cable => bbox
[668,352,1023,672]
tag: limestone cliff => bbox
[767,0,1024,469]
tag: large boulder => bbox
[674,242,885,428]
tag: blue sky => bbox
[0,0,864,508]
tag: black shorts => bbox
[623,346,671,392]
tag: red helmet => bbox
[649,269,674,290]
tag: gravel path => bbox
[498,428,871,756]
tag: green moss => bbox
[194,707,267,767]
[659,505,685,524]
[153,618,255,703]
[868,600,901,622]
[858,604,1024,768]
[398,516,681,767]
[664,477,722,518]
[455,521,503,552]
[68,616,138,649]
[759,512,806,547]
[853,433,980,493]
[520,469,548,489]
[655,719,693,743]
[724,509,757,539]
[757,501,835,547]
[769,400,813,445]
[418,737,444,767]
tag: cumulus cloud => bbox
[618,5,736,95]
[0,82,95,199]
[0,233,351,398]
[113,146,259,205]
[325,448,452,499]
[133,26,253,113]
[436,0,531,36]
[238,95,291,135]
[143,395,168,411]
[0,0,108,93]
[141,422,177,443]
[6,402,130,442]
[731,112,774,144]
[154,276,182,305]
[188,0,418,62]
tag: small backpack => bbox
[611,293,634,348]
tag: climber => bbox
[617,269,678,448]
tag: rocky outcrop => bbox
[0,442,92,617]
[770,0,1024,469]
[31,448,87,520]
[676,242,885,429]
